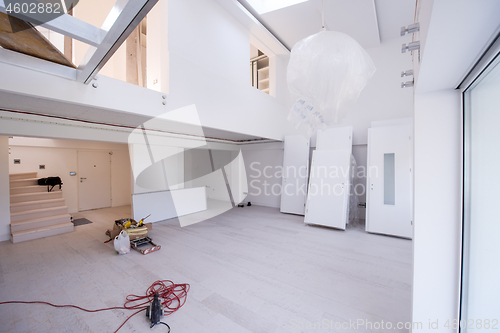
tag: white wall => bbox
[184,148,212,187]
[210,150,237,201]
[8,138,131,213]
[183,148,242,202]
[164,0,296,140]
[169,0,248,88]
[130,144,184,194]
[110,150,131,207]
[340,37,414,145]
[242,142,284,208]
[0,136,10,242]
[412,89,462,329]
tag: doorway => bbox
[366,124,413,239]
[78,151,111,211]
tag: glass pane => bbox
[384,153,395,205]
[462,57,500,330]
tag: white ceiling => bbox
[240,0,416,50]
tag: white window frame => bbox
[459,33,500,333]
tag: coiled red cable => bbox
[0,279,190,332]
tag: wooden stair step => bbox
[10,214,71,232]
[9,178,39,188]
[11,206,69,223]
[10,191,63,203]
[10,185,59,195]
[10,198,66,213]
[9,172,38,181]
[11,222,74,243]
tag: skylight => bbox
[245,0,308,14]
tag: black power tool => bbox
[146,293,169,330]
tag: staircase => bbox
[9,172,74,243]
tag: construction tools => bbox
[146,293,166,329]
[105,214,161,255]
[115,214,151,230]
[130,236,161,255]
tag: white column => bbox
[0,136,11,241]
[412,90,462,330]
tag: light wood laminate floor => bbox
[0,205,412,333]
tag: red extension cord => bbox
[0,279,190,332]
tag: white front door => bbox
[366,125,413,238]
[78,151,111,211]
[280,135,310,215]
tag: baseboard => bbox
[0,233,10,242]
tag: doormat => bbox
[72,218,93,226]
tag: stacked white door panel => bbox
[304,126,353,229]
[316,126,353,153]
[304,150,351,229]
[280,135,310,215]
[366,124,413,239]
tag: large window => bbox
[461,46,500,332]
